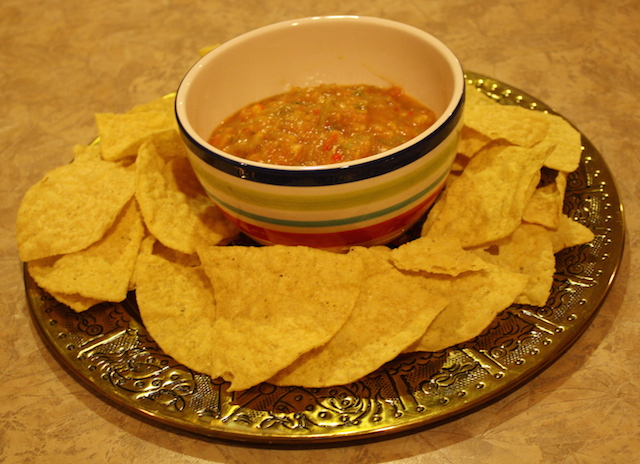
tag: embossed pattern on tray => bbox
[25,72,625,445]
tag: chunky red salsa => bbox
[208,84,437,166]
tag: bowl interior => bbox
[177,16,463,163]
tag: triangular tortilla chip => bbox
[28,199,144,303]
[198,245,364,391]
[271,247,447,387]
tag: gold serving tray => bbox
[25,72,625,445]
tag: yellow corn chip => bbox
[197,245,364,391]
[469,222,556,306]
[96,95,185,161]
[422,143,551,248]
[550,214,595,253]
[28,199,144,303]
[135,252,216,375]
[409,264,528,352]
[48,291,103,313]
[540,113,583,172]
[72,143,102,163]
[129,95,175,115]
[271,247,448,387]
[17,155,135,261]
[128,234,155,291]
[135,141,237,254]
[523,171,567,229]
[389,236,487,276]
[464,104,549,148]
[457,125,492,159]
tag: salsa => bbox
[208,84,437,166]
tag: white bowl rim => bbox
[175,15,464,173]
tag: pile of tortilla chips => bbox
[16,83,595,392]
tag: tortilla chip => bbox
[469,222,556,306]
[72,143,102,163]
[409,264,528,352]
[389,236,487,276]
[135,141,237,254]
[271,247,448,387]
[129,94,176,115]
[540,113,583,172]
[523,171,567,229]
[48,291,103,313]
[28,199,144,303]
[135,252,216,375]
[197,245,364,391]
[17,155,135,262]
[464,104,549,148]
[422,143,551,248]
[96,95,185,162]
[128,234,155,291]
[550,214,595,253]
[457,125,492,159]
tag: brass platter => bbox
[25,72,625,445]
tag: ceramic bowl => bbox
[175,15,465,250]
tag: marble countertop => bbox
[2,1,639,462]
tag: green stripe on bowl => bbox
[193,135,458,212]
[207,167,448,228]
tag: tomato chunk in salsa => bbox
[208,84,437,166]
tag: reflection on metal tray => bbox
[25,71,624,445]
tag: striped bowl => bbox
[176,16,465,250]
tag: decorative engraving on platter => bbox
[25,72,625,445]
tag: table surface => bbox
[2,1,639,463]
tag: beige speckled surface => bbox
[2,1,639,462]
